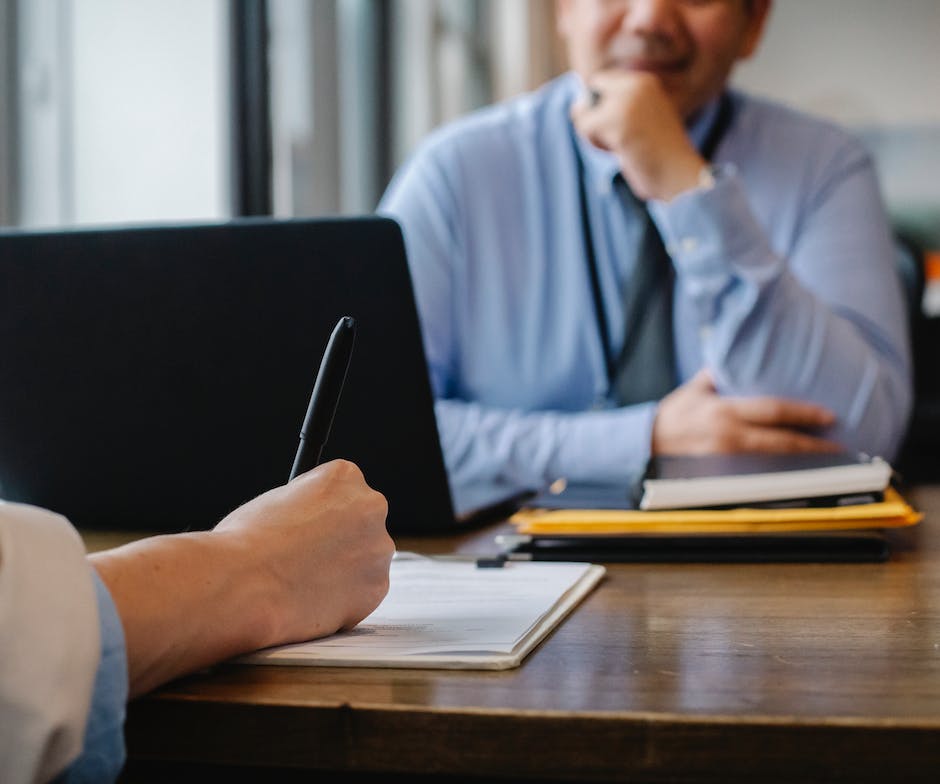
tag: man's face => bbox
[557,0,771,118]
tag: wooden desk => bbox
[122,486,940,783]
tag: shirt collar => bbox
[564,70,723,192]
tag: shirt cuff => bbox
[59,572,128,783]
[649,165,776,280]
[0,504,100,784]
[552,403,658,484]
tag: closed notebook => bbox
[637,453,892,511]
[510,454,917,563]
[511,486,920,535]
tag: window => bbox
[0,0,560,227]
[7,0,229,228]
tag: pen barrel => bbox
[289,316,356,480]
[290,435,323,479]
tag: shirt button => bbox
[680,237,699,253]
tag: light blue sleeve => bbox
[55,571,128,784]
[433,398,657,487]
[650,152,912,459]
[381,142,657,488]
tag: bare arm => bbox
[90,460,392,698]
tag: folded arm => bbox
[650,153,912,460]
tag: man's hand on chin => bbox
[569,69,706,202]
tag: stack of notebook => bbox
[504,454,921,563]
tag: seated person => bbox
[379,0,912,489]
[0,460,393,784]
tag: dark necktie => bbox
[604,94,735,407]
[610,177,677,406]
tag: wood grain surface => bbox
[119,485,940,782]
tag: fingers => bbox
[728,425,843,455]
[340,560,393,631]
[688,367,716,392]
[653,370,844,456]
[728,396,835,429]
[293,457,365,488]
[570,97,613,152]
[569,71,654,148]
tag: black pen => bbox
[289,316,356,480]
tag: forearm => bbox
[653,172,911,457]
[436,398,658,487]
[90,530,279,698]
[706,271,911,456]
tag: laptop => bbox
[0,218,520,533]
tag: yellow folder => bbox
[510,487,922,536]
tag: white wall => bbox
[17,0,229,227]
[734,0,940,238]
[734,0,940,127]
[70,0,229,224]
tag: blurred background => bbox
[0,0,936,236]
[1,0,938,468]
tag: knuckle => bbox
[363,574,390,615]
[380,531,395,560]
[333,459,364,480]
[713,433,736,453]
[371,489,389,519]
[709,421,739,452]
[378,569,391,598]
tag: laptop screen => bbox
[0,218,457,533]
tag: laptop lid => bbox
[0,218,460,533]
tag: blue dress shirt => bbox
[379,72,912,488]
[57,572,128,783]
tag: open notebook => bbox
[238,556,605,670]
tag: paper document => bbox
[511,486,921,535]
[239,555,604,670]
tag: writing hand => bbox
[215,459,393,643]
[92,459,393,697]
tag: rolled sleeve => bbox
[58,572,128,784]
[0,503,100,784]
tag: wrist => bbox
[658,152,709,202]
[206,529,287,651]
[696,162,719,190]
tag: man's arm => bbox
[434,397,658,487]
[91,460,393,697]
[381,98,843,490]
[381,148,671,488]
[647,128,910,458]
[573,72,911,459]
